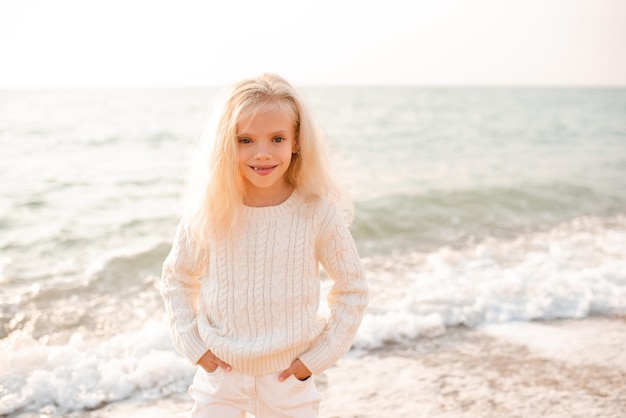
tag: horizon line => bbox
[1,82,625,90]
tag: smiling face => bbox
[236,105,298,206]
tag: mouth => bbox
[249,165,277,176]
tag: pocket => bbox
[203,365,224,379]
[289,374,313,388]
[190,365,225,398]
[278,373,320,407]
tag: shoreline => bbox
[16,315,626,418]
[320,315,626,417]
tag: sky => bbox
[0,0,625,87]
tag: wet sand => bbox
[319,316,626,418]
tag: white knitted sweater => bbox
[161,191,368,376]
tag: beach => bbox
[2,87,625,417]
[320,316,626,418]
[42,315,624,418]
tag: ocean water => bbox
[1,86,625,415]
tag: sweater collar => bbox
[242,190,304,219]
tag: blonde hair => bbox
[183,73,350,265]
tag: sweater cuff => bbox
[298,343,331,376]
[179,330,208,365]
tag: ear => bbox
[292,136,299,154]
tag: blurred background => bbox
[1,0,625,415]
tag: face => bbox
[236,106,298,204]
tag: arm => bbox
[298,205,369,376]
[160,219,209,364]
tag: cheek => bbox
[236,147,248,163]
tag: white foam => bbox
[353,312,445,350]
[0,319,195,416]
[356,215,626,347]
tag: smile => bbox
[250,165,277,176]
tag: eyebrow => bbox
[237,129,291,137]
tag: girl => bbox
[161,73,368,418]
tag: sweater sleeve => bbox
[299,205,369,375]
[160,219,208,364]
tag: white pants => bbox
[189,367,321,418]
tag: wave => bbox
[0,320,193,416]
[352,181,625,253]
[11,241,171,301]
[352,214,626,349]
[0,243,171,339]
[85,243,170,283]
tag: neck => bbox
[243,184,294,207]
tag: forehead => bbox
[237,99,297,127]
[237,108,296,136]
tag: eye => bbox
[272,136,286,143]
[238,137,252,144]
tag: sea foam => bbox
[0,320,194,415]
[353,215,626,350]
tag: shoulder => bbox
[296,194,353,247]
[296,192,339,222]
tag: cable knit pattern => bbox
[160,191,368,376]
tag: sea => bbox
[1,86,625,416]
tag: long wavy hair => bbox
[183,73,350,266]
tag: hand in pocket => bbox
[197,350,232,373]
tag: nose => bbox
[254,143,271,159]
